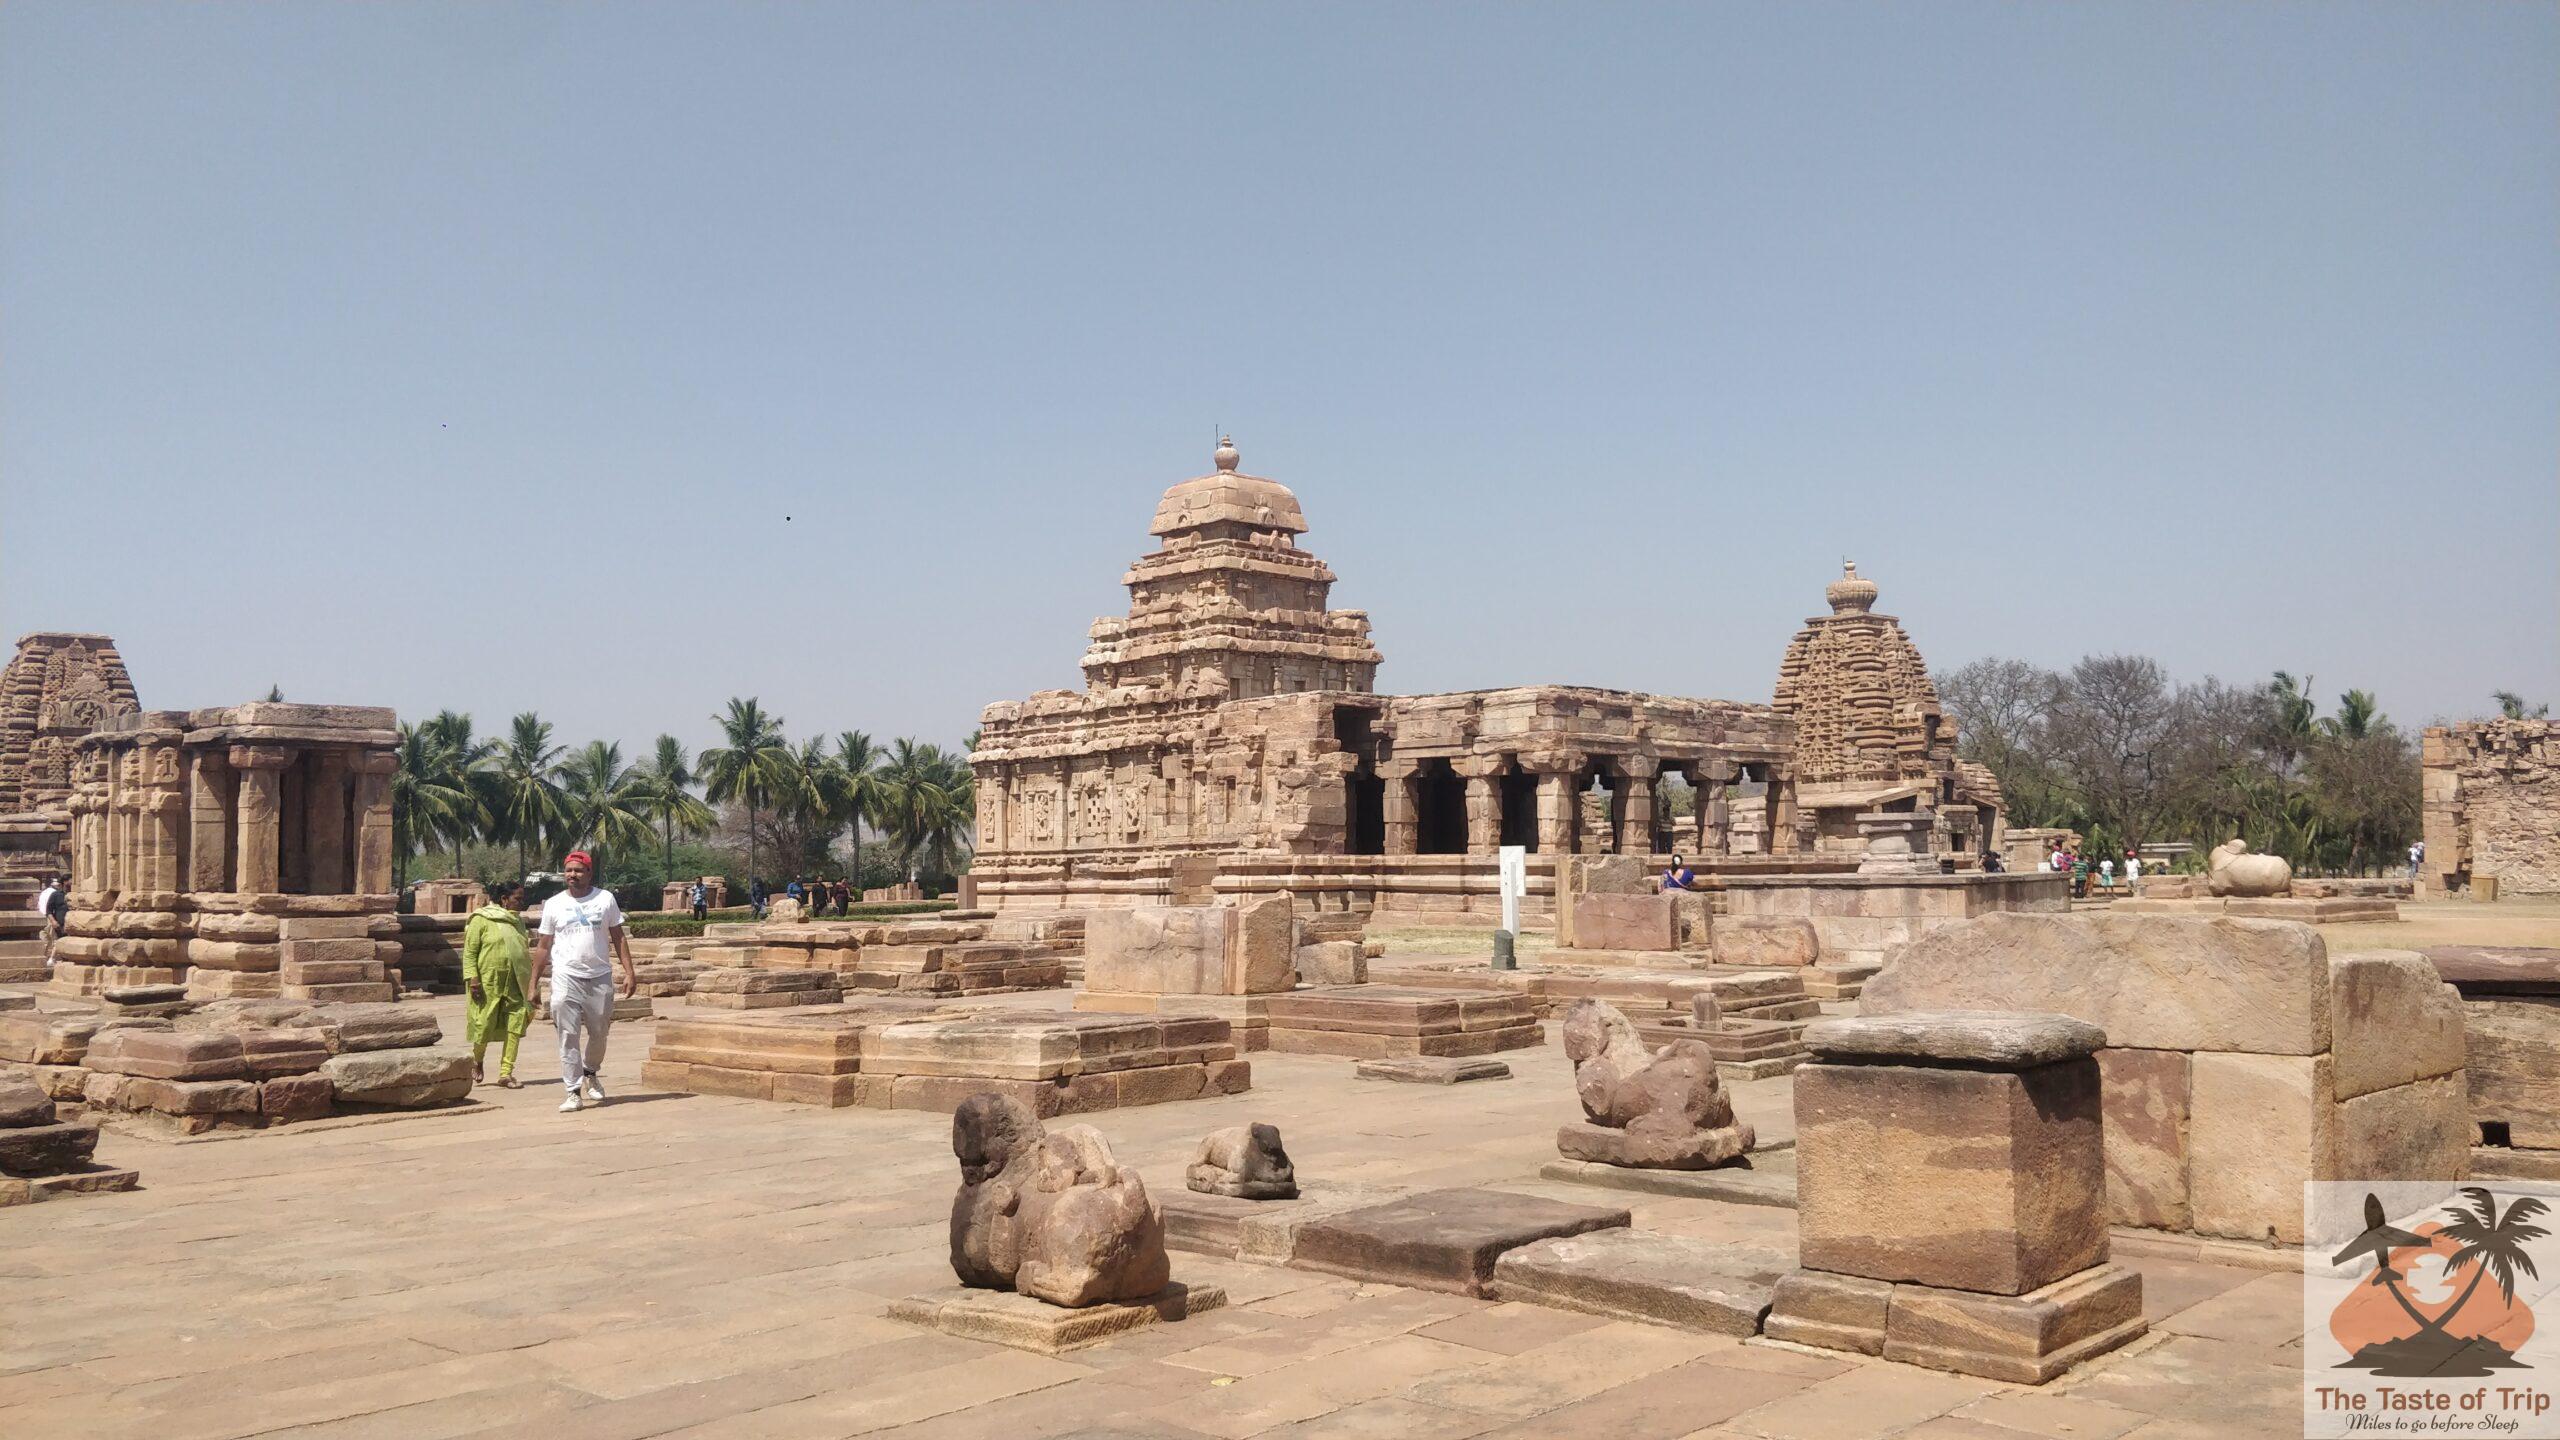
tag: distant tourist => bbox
[688,880,708,920]
[785,876,805,911]
[1982,850,2005,873]
[532,850,636,1114]
[462,880,533,1088]
[830,878,850,915]
[2069,851,2089,898]
[1660,856,1699,892]
[2098,857,2115,891]
[2124,850,2142,889]
[2409,841,2425,879]
[31,874,60,944]
[749,876,768,918]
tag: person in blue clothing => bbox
[1660,855,1699,892]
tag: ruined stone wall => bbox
[2423,720,2560,896]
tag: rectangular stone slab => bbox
[888,1282,1225,1354]
[1352,1056,1513,1084]
[1262,986,1533,1036]
[1490,1229,1785,1337]
[1880,1262,2147,1384]
[1285,1187,1630,1297]
[860,1013,1232,1081]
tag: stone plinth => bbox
[685,967,844,1010]
[1769,1011,2142,1383]
[1853,812,1938,877]
[1862,914,2471,1244]
[1261,985,1540,1059]
[890,1282,1225,1354]
[1490,1230,1786,1337]
[854,1012,1249,1116]
[2425,946,2560,1164]
[1719,871,2069,969]
[1082,895,1294,999]
[638,997,959,1107]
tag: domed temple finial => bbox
[1825,558,1879,615]
[1213,435,1239,472]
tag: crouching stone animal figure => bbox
[1187,1122,1298,1199]
[1556,998,1754,1168]
[948,1092,1172,1307]
[2206,838,2293,898]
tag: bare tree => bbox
[2045,655,2182,855]
[1940,657,2066,824]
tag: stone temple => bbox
[970,440,2003,915]
[0,633,140,883]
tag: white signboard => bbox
[1497,845,1526,933]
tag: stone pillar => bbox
[351,751,395,896]
[188,749,232,892]
[305,750,351,894]
[230,745,290,895]
[1703,759,1733,855]
[139,739,185,893]
[1454,757,1506,855]
[1770,773,1799,855]
[1767,1012,2143,1383]
[1376,761,1419,856]
[1615,761,1657,857]
[1528,756,1578,855]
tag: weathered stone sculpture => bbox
[1187,1122,1297,1199]
[1555,999,1753,1169]
[2205,838,2292,897]
[948,1092,1171,1307]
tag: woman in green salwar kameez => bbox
[462,881,533,1087]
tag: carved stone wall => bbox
[2422,720,2560,897]
[0,633,139,813]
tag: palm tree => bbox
[2322,690,2380,743]
[834,730,886,887]
[390,723,472,890]
[2494,691,2550,721]
[700,698,796,889]
[632,735,715,890]
[422,710,494,874]
[559,739,655,880]
[2266,671,2318,771]
[2431,1187,2551,1337]
[489,711,568,882]
[875,738,976,885]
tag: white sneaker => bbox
[558,1092,583,1113]
[582,1076,606,1103]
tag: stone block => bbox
[2187,1051,2335,1245]
[1795,1057,2107,1295]
[1804,1012,2104,1068]
[88,1073,260,1116]
[2329,951,2468,1101]
[2338,1071,2470,1181]
[280,937,379,968]
[1861,913,2332,1055]
[1764,1270,1893,1354]
[888,1282,1224,1354]
[259,1072,337,1122]
[1232,894,1295,993]
[313,1003,441,1052]
[1715,916,1820,969]
[1294,940,1366,987]
[2464,996,2560,1146]
[1569,894,1677,952]
[236,1028,331,1078]
[0,1080,54,1128]
[1881,1263,2147,1384]
[1285,1187,1630,1297]
[1489,1229,1784,1337]
[1353,1056,1512,1084]
[84,1028,252,1081]
[326,1049,473,1106]
[2097,1047,2191,1231]
[0,1120,99,1177]
[276,916,379,941]
[278,959,381,986]
[0,1015,98,1065]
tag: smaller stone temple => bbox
[1772,564,2001,857]
[0,633,140,881]
[54,703,399,999]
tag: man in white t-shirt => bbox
[2124,852,2143,890]
[532,850,637,1113]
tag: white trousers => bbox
[553,972,616,1090]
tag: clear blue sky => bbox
[5,3,2553,763]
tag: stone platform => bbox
[1283,1187,1630,1297]
[1073,990,1273,1050]
[853,1011,1249,1116]
[1158,1181,1406,1264]
[1766,1263,2148,1385]
[2109,895,2401,922]
[637,997,962,1107]
[1261,985,1541,1059]
[1490,1229,1787,1337]
[889,1281,1225,1354]
[1353,1055,1511,1084]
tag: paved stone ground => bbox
[2,986,2308,1439]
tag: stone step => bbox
[1284,1187,1630,1297]
[1490,1228,1788,1337]
[283,982,398,1004]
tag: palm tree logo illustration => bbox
[2330,1188,2549,1377]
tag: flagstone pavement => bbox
[1,990,2310,1440]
